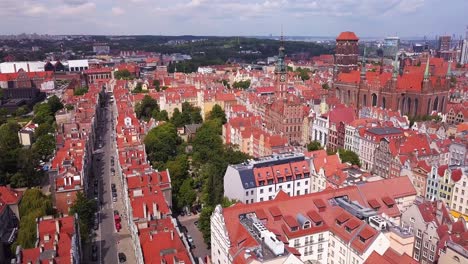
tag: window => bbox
[417,229,422,238]
[260,198,264,202]
[424,241,429,249]
[430,244,435,252]
[297,190,300,196]
[260,188,264,194]
[423,250,427,258]
[415,240,421,249]
[251,199,253,203]
[318,254,322,260]
[305,180,309,185]
[429,253,434,261]
[268,187,273,192]
[251,190,254,195]
[269,196,273,200]
[287,184,291,188]
[297,182,301,186]
[67,199,72,205]
[246,191,249,196]
[294,239,300,247]
[414,253,420,261]
[410,217,415,223]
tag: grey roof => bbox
[367,127,402,135]
[239,168,256,189]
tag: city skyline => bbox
[0,0,466,38]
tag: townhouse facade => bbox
[223,153,311,204]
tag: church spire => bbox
[360,46,367,79]
[424,55,430,80]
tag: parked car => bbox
[118,253,127,263]
[187,235,194,244]
[112,196,117,202]
[112,192,117,198]
[114,210,119,216]
[111,184,116,191]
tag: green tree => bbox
[153,80,161,91]
[32,134,56,160]
[322,83,330,90]
[338,148,361,167]
[144,123,182,168]
[307,141,323,151]
[177,178,197,209]
[207,104,227,124]
[65,104,74,110]
[73,87,89,96]
[34,122,54,138]
[47,95,64,114]
[15,106,29,117]
[170,108,183,127]
[32,103,53,124]
[133,82,144,93]
[114,69,132,80]
[0,121,21,151]
[296,67,311,81]
[70,192,98,243]
[0,108,8,125]
[135,95,159,120]
[154,110,169,121]
[13,189,54,250]
[221,79,230,89]
[232,80,251,89]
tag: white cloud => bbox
[112,6,125,15]
[58,1,96,15]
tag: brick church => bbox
[333,32,452,117]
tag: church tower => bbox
[275,32,287,98]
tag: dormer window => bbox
[303,221,311,229]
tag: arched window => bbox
[414,98,419,116]
[407,98,412,115]
[347,90,351,105]
[427,98,432,115]
[382,97,386,109]
[372,93,377,107]
[433,97,439,112]
[440,96,445,112]
[335,88,341,100]
[363,94,367,106]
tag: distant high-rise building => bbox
[438,35,451,51]
[383,36,400,58]
[335,31,359,73]
[460,26,468,65]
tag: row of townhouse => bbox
[213,175,422,264]
[111,80,195,264]
[222,114,292,158]
[401,197,468,263]
[48,83,103,213]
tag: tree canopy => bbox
[307,141,323,151]
[114,69,132,80]
[144,122,182,168]
[232,80,251,89]
[73,87,89,96]
[70,192,97,243]
[13,189,54,250]
[295,67,311,81]
[338,148,361,167]
[207,104,227,124]
[135,95,159,120]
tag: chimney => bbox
[40,245,44,253]
[55,220,60,233]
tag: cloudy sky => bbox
[0,0,466,37]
